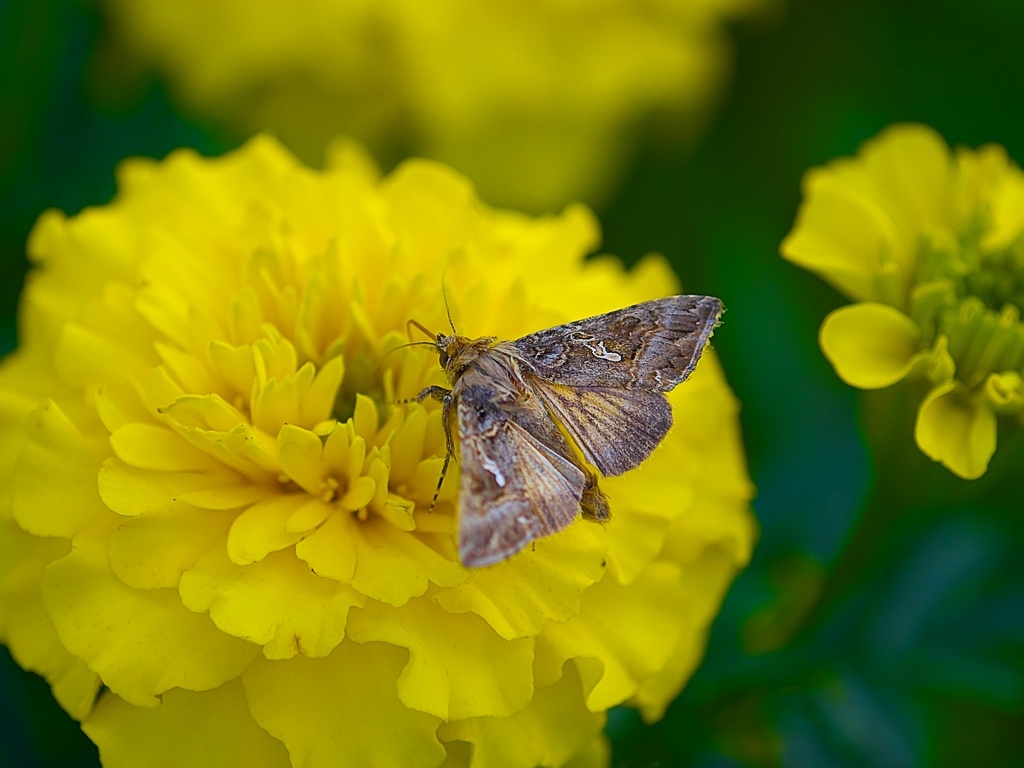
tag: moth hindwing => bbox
[414,294,723,567]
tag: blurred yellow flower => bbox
[782,124,1024,479]
[0,136,754,767]
[97,0,776,212]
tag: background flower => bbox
[781,124,1024,479]
[0,135,754,767]
[92,0,776,212]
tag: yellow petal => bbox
[352,393,380,443]
[108,504,234,589]
[180,547,364,660]
[208,340,258,399]
[858,124,953,249]
[563,734,611,768]
[175,483,276,510]
[915,384,997,479]
[11,400,112,538]
[226,495,308,565]
[660,492,758,574]
[348,518,467,606]
[383,160,475,266]
[819,303,922,389]
[780,182,902,302]
[535,562,688,712]
[438,664,604,768]
[94,378,155,433]
[98,457,243,516]
[600,425,697,583]
[293,509,358,583]
[390,404,429,484]
[83,682,290,768]
[285,497,332,533]
[54,317,155,391]
[434,520,605,641]
[300,355,344,426]
[630,543,739,722]
[109,422,221,472]
[348,596,533,720]
[160,399,279,480]
[42,529,260,707]
[599,510,671,585]
[155,341,221,397]
[277,424,325,496]
[339,475,377,512]
[243,640,445,768]
[0,518,101,720]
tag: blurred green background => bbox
[3,0,1024,766]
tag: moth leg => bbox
[391,385,450,406]
[416,385,450,403]
[428,450,452,514]
[427,391,456,514]
[580,473,610,521]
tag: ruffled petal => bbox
[11,400,113,538]
[98,457,249,517]
[226,495,309,565]
[438,664,604,768]
[347,517,467,606]
[819,303,922,389]
[0,518,100,720]
[243,640,446,768]
[42,529,260,707]
[433,520,606,640]
[82,682,290,768]
[108,503,234,589]
[348,597,534,720]
[629,543,741,721]
[915,383,997,479]
[179,547,364,659]
[535,562,688,712]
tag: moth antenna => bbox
[371,340,437,375]
[407,319,436,342]
[441,281,458,335]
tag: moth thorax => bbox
[441,335,498,377]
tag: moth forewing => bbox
[420,294,723,567]
[526,380,673,477]
[454,379,585,567]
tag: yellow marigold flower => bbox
[97,0,775,212]
[0,137,754,767]
[782,124,1024,479]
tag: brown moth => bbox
[415,295,723,567]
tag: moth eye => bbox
[438,350,449,368]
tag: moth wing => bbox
[528,378,673,477]
[512,295,722,392]
[456,385,586,567]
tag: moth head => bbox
[436,333,452,368]
[436,333,471,371]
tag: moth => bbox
[414,295,723,567]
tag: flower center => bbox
[911,216,1024,389]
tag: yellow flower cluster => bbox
[0,136,754,767]
[98,0,774,212]
[782,124,1024,479]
